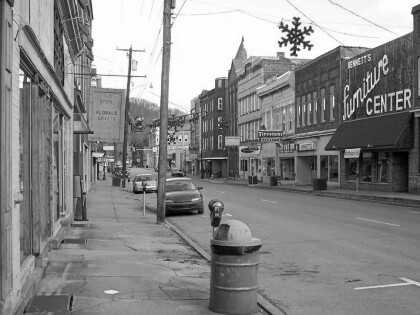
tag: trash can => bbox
[210,219,262,315]
[270,175,278,186]
[112,177,121,187]
[312,178,327,190]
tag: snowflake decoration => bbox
[278,17,314,57]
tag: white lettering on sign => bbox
[342,54,411,120]
[347,54,372,69]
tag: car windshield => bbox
[166,180,196,192]
[134,175,153,181]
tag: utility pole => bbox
[157,0,174,223]
[118,46,145,188]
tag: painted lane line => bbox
[355,217,400,227]
[223,213,232,217]
[354,277,420,290]
[261,199,278,204]
[215,190,225,194]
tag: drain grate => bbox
[24,294,73,313]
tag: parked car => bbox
[170,168,185,177]
[165,177,203,214]
[132,174,157,193]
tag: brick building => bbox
[237,52,300,179]
[226,37,247,178]
[200,78,228,178]
[294,46,368,186]
[257,71,296,184]
[326,33,415,192]
[189,96,201,176]
[0,1,93,313]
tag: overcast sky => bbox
[92,0,418,113]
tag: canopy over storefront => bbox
[326,112,413,151]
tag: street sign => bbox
[344,148,361,159]
[225,136,241,147]
[103,145,114,151]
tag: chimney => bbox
[277,52,285,59]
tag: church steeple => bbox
[232,36,247,72]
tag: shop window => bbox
[345,158,358,180]
[329,155,339,182]
[361,152,373,182]
[217,135,223,150]
[377,152,391,183]
[264,158,275,176]
[320,155,328,179]
[240,159,248,172]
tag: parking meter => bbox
[208,199,224,227]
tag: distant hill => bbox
[129,98,186,148]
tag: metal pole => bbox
[157,0,173,224]
[143,190,146,216]
[121,46,133,188]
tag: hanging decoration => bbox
[278,17,314,57]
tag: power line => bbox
[327,0,398,35]
[285,0,343,45]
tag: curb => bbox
[165,220,287,315]
[203,180,420,209]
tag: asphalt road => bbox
[128,168,420,315]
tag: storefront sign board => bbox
[344,148,361,159]
[342,34,413,121]
[225,136,241,147]
[298,141,316,151]
[89,88,125,143]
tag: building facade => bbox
[237,52,297,180]
[200,78,228,178]
[326,34,415,192]
[0,1,92,313]
[226,38,247,178]
[294,46,368,186]
[257,71,296,184]
[189,96,201,176]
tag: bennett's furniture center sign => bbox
[342,33,413,120]
[89,88,125,143]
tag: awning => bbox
[325,112,413,151]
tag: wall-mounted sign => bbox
[344,148,361,159]
[258,130,284,142]
[103,145,114,151]
[225,136,241,147]
[342,34,413,121]
[278,141,296,153]
[89,88,125,143]
[298,141,316,151]
[240,145,261,156]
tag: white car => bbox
[132,174,157,193]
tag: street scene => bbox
[2,0,420,314]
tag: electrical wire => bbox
[284,0,343,45]
[327,0,398,35]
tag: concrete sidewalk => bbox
[195,176,420,208]
[23,179,223,315]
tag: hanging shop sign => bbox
[258,130,284,142]
[240,145,260,155]
[344,148,361,159]
[89,88,125,143]
[342,34,413,121]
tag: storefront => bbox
[239,145,261,179]
[327,33,414,192]
[295,135,340,186]
[277,140,295,183]
[327,112,412,192]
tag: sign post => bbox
[344,148,361,192]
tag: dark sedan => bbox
[165,178,203,214]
